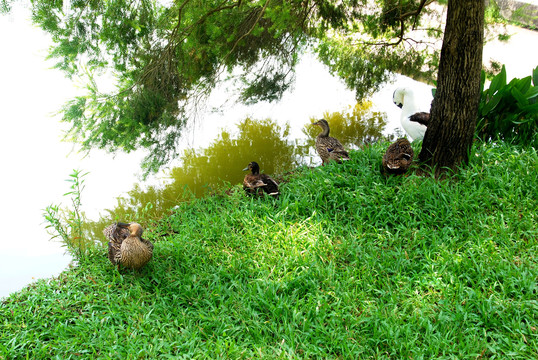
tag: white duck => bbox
[392,87,430,141]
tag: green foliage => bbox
[477,65,538,146]
[25,0,319,176]
[315,0,444,98]
[43,169,91,259]
[3,142,537,358]
[0,0,10,14]
[5,0,454,175]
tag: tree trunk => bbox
[418,0,485,176]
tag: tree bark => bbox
[418,0,485,176]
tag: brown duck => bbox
[243,161,280,197]
[312,119,350,165]
[382,138,414,175]
[103,222,154,270]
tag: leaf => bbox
[512,76,532,95]
[482,92,503,114]
[524,86,538,100]
[513,116,538,125]
[511,87,528,107]
[518,102,538,113]
[488,65,506,94]
[533,66,538,86]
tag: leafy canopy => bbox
[9,0,449,174]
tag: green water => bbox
[84,101,389,240]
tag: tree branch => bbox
[224,0,270,62]
[360,0,436,47]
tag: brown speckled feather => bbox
[313,119,350,165]
[382,138,414,175]
[104,223,129,265]
[316,137,350,164]
[103,223,153,270]
[243,162,280,197]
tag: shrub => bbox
[43,169,92,259]
[476,65,538,145]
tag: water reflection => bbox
[302,100,390,149]
[170,117,310,195]
[85,101,387,240]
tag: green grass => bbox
[1,141,537,359]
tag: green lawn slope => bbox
[1,141,537,359]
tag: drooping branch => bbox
[361,0,436,47]
[410,0,432,29]
[137,1,246,103]
[224,0,269,62]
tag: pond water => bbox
[81,100,398,236]
[2,4,535,299]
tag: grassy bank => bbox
[1,141,537,359]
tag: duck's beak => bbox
[243,166,249,171]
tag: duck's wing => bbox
[326,138,350,161]
[140,237,154,252]
[325,137,347,151]
[260,174,280,196]
[397,139,414,156]
[382,139,414,174]
[244,175,267,189]
[103,223,130,243]
[328,148,350,160]
[316,137,349,163]
[409,112,430,126]
[103,223,129,265]
[103,224,116,242]
[108,241,121,265]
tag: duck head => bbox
[243,161,260,175]
[312,119,330,136]
[117,222,144,237]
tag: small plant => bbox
[476,65,538,145]
[43,169,90,259]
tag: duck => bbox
[103,222,154,271]
[392,87,430,141]
[312,119,350,165]
[243,161,280,197]
[382,138,414,175]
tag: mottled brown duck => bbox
[382,138,414,175]
[243,161,280,197]
[312,119,350,165]
[103,222,154,271]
